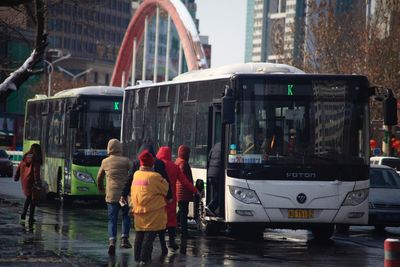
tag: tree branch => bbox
[0,0,47,94]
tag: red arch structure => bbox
[111,0,208,87]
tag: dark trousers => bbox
[158,230,167,251]
[178,201,189,237]
[22,195,35,221]
[134,231,157,262]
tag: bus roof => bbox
[30,86,124,101]
[172,62,305,82]
[126,63,305,91]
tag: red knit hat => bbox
[139,150,154,167]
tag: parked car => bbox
[336,164,400,233]
[370,156,400,174]
[0,149,13,177]
[369,164,400,231]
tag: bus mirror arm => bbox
[222,86,235,124]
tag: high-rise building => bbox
[246,0,367,65]
[244,0,255,62]
[137,0,210,82]
[46,0,132,85]
[245,0,306,64]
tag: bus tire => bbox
[374,225,385,232]
[335,224,350,234]
[201,220,221,236]
[198,201,221,236]
[229,223,265,240]
[311,224,334,241]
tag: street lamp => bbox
[43,53,71,96]
[57,66,93,82]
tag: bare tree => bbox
[275,0,400,120]
[0,0,47,100]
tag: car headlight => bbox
[229,186,261,204]
[74,171,95,183]
[342,189,369,206]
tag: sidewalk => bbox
[0,197,97,267]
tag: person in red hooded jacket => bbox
[175,145,196,238]
[14,143,42,223]
[156,146,199,252]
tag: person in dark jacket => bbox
[206,142,222,216]
[121,144,172,202]
[175,145,196,238]
[14,143,43,223]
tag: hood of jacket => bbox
[178,145,190,161]
[107,139,122,156]
[156,146,172,162]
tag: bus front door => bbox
[206,103,224,218]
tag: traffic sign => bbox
[373,147,381,156]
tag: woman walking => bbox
[131,150,169,264]
[14,143,43,223]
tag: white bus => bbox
[121,63,372,240]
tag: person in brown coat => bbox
[14,143,43,223]
[97,139,132,255]
[175,145,196,238]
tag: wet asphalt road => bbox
[1,176,400,267]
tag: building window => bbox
[269,0,286,14]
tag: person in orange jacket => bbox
[131,150,169,264]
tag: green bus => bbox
[23,86,124,201]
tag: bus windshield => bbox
[229,77,369,168]
[75,98,122,153]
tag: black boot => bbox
[21,196,31,221]
[28,204,36,223]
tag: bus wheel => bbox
[199,205,220,236]
[335,224,350,234]
[200,220,221,236]
[311,225,334,241]
[374,225,385,232]
[230,223,265,240]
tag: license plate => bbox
[288,209,314,219]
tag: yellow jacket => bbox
[130,167,169,231]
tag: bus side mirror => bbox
[69,109,79,128]
[384,89,398,126]
[222,86,235,124]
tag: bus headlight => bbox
[229,186,261,204]
[342,189,369,206]
[74,171,95,183]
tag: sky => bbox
[196,0,247,68]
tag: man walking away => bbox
[97,139,132,255]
